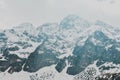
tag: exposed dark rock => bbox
[23,52,58,72]
[8,46,19,51]
[55,58,66,72]
[0,54,26,74]
[0,61,9,72]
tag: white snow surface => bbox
[0,15,120,80]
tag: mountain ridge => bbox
[0,15,120,80]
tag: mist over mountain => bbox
[0,15,120,80]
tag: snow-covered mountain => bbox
[0,15,120,80]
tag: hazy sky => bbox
[0,0,120,29]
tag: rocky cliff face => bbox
[0,15,120,80]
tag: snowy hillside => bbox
[0,15,120,80]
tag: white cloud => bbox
[0,0,6,9]
[0,0,120,29]
[97,0,116,3]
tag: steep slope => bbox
[0,15,120,80]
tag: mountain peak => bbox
[12,22,35,34]
[19,23,33,27]
[60,15,90,30]
[13,22,34,29]
[61,15,81,21]
[95,20,113,28]
[37,23,58,29]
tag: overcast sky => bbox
[0,0,120,29]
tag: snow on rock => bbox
[74,61,100,80]
[0,15,120,80]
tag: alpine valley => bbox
[0,15,120,80]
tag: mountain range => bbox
[0,15,120,80]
